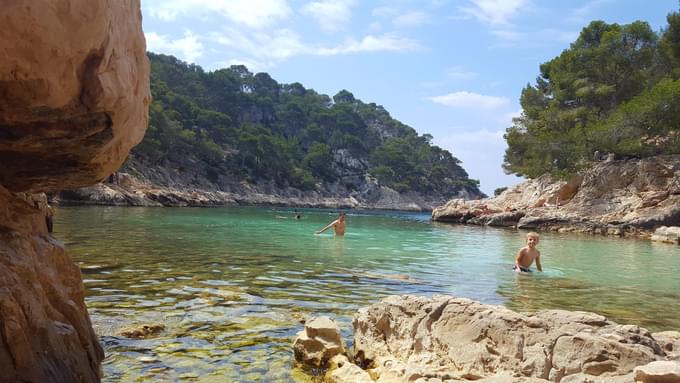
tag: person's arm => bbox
[535,252,542,272]
[316,220,337,234]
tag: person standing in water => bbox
[513,232,542,272]
[316,212,346,236]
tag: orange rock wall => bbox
[0,0,150,381]
[0,0,150,192]
[0,186,104,382]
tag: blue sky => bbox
[141,0,676,195]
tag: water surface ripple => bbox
[54,206,680,382]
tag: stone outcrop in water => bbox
[651,226,680,245]
[433,155,680,239]
[0,0,150,381]
[297,295,680,383]
[293,316,347,368]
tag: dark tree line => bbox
[504,12,680,179]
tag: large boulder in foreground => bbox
[0,0,150,193]
[0,0,149,381]
[351,295,668,382]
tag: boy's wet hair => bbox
[527,232,539,239]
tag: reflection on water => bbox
[54,206,680,382]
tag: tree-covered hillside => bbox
[131,53,481,198]
[504,12,680,179]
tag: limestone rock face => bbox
[653,331,680,361]
[634,361,680,383]
[0,1,149,382]
[651,227,680,245]
[433,156,680,237]
[0,186,104,383]
[293,316,346,368]
[351,295,666,382]
[324,355,374,383]
[0,0,150,192]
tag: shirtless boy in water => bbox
[514,232,542,272]
[316,212,346,236]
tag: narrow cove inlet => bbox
[55,206,680,382]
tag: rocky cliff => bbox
[57,165,473,211]
[433,155,680,238]
[0,1,150,381]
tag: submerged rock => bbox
[120,323,166,339]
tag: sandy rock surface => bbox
[349,295,669,382]
[294,316,347,368]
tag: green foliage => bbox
[302,143,334,181]
[494,187,508,196]
[131,53,480,197]
[504,13,680,178]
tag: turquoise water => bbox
[54,206,680,382]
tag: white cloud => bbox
[145,0,291,29]
[145,30,204,63]
[393,11,429,27]
[211,57,273,73]
[427,91,509,110]
[210,28,308,60]
[302,0,356,32]
[208,28,422,70]
[316,35,422,55]
[460,0,526,27]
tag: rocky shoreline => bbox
[294,295,680,383]
[432,155,680,243]
[56,171,463,211]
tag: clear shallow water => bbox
[54,206,680,382]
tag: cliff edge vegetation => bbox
[504,13,680,178]
[96,53,482,208]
